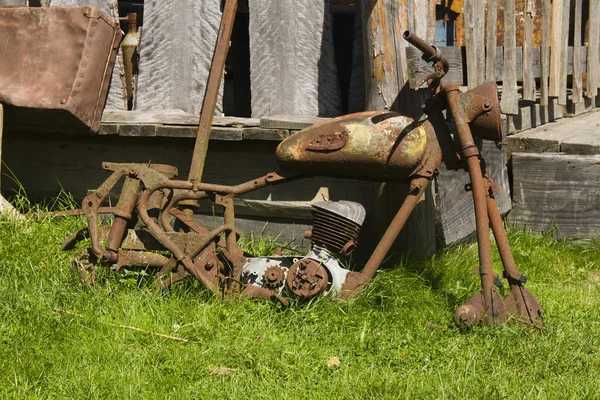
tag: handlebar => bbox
[403,31,437,60]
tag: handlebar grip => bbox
[403,30,437,60]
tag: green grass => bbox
[0,205,599,399]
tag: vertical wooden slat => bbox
[587,1,600,98]
[427,0,437,44]
[558,0,570,105]
[501,0,519,115]
[572,0,583,104]
[485,0,497,82]
[549,0,564,98]
[464,0,485,89]
[522,0,536,101]
[540,0,550,106]
[361,0,409,111]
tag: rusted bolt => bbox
[483,102,491,109]
[60,99,67,104]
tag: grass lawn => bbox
[0,209,599,399]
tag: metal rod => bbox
[188,0,238,184]
[359,176,431,280]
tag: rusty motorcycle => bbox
[62,0,541,328]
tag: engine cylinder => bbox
[310,201,366,256]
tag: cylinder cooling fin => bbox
[310,201,366,256]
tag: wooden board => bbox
[406,45,588,89]
[464,0,485,89]
[434,139,511,247]
[507,108,600,153]
[522,0,536,101]
[572,0,583,104]
[0,0,27,5]
[361,0,409,110]
[510,152,600,238]
[135,0,223,115]
[540,0,550,106]
[486,0,498,82]
[558,0,570,106]
[500,0,519,115]
[587,1,600,98]
[248,0,340,118]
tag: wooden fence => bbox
[405,0,600,134]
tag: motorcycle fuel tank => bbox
[275,111,433,180]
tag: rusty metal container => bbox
[0,6,121,133]
[276,111,433,180]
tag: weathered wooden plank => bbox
[540,0,550,106]
[550,0,564,97]
[434,139,511,247]
[508,97,565,134]
[102,110,260,127]
[507,109,600,153]
[406,45,587,89]
[572,0,583,104]
[522,0,536,101]
[361,0,409,110]
[0,0,27,6]
[260,115,327,130]
[587,1,600,98]
[558,0,571,106]
[464,0,485,89]
[561,130,600,155]
[135,1,223,115]
[50,0,125,110]
[510,152,600,238]
[501,0,519,115]
[486,0,498,82]
[248,0,340,117]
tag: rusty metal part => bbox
[446,84,504,325]
[241,285,289,307]
[276,111,435,180]
[263,266,285,290]
[187,0,239,185]
[403,31,449,91]
[338,176,433,300]
[310,203,363,256]
[457,82,503,142]
[0,7,121,133]
[486,177,542,326]
[286,258,329,299]
[113,250,171,271]
[105,176,140,257]
[454,290,506,328]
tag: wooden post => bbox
[540,0,550,106]
[522,0,536,101]
[248,0,340,117]
[572,0,583,104]
[485,0,498,82]
[464,0,485,89]
[501,0,519,115]
[361,0,409,111]
[362,0,436,258]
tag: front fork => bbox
[445,86,542,327]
